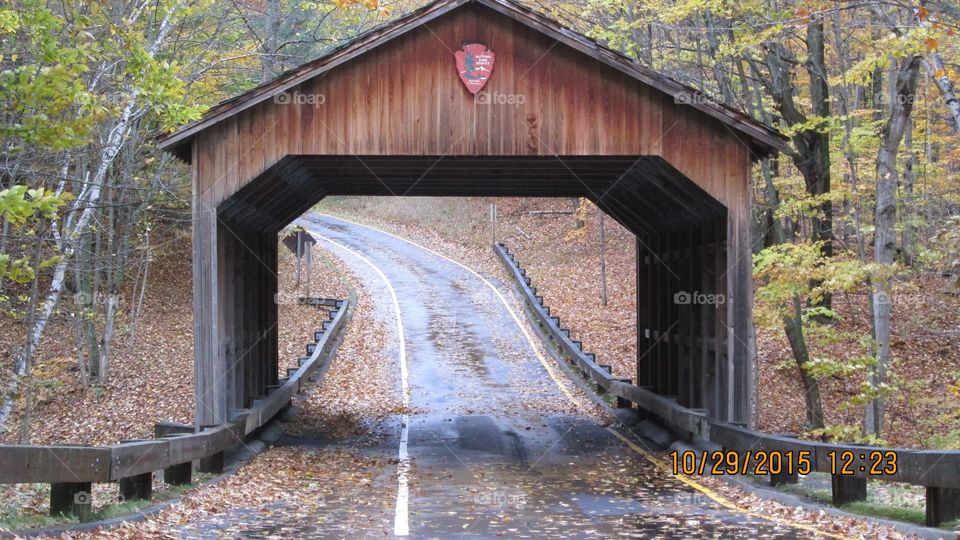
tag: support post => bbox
[197,425,225,474]
[925,487,960,527]
[193,175,225,426]
[728,149,755,427]
[615,379,632,409]
[769,469,798,487]
[155,421,194,485]
[50,482,92,520]
[831,475,867,506]
[119,472,152,501]
[198,451,224,474]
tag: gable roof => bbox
[159,0,790,162]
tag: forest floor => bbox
[317,196,960,450]
[0,229,334,446]
[0,226,345,525]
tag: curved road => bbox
[282,213,814,539]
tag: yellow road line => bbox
[606,427,850,539]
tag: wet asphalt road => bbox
[282,213,813,539]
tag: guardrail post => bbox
[50,481,92,521]
[769,434,799,486]
[769,469,798,487]
[119,472,152,501]
[198,450,224,474]
[615,380,633,408]
[926,487,960,527]
[117,438,154,501]
[830,475,866,505]
[197,425,224,474]
[155,421,194,485]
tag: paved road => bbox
[277,214,813,539]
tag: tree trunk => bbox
[783,296,825,430]
[762,160,825,430]
[570,197,584,229]
[865,54,922,436]
[16,219,48,443]
[901,117,918,265]
[599,211,608,306]
[755,20,833,308]
[261,0,280,83]
[129,227,150,345]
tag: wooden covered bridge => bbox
[159,0,789,429]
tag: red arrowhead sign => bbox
[455,43,495,94]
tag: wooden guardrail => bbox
[495,243,960,528]
[0,299,349,521]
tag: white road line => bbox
[313,234,410,537]
[314,213,579,403]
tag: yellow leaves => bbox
[0,8,20,33]
[332,0,381,10]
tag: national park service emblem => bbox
[455,43,495,94]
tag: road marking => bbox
[315,214,851,540]
[314,214,580,404]
[313,234,410,537]
[606,428,849,539]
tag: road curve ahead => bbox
[292,213,813,539]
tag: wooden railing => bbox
[0,298,349,521]
[495,243,960,528]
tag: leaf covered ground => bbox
[0,228,345,523]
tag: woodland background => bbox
[0,0,958,449]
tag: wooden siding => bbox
[193,4,753,211]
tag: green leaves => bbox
[0,1,102,150]
[0,185,71,283]
[0,185,70,226]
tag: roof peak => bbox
[160,0,788,160]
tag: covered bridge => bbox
[159,0,789,429]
